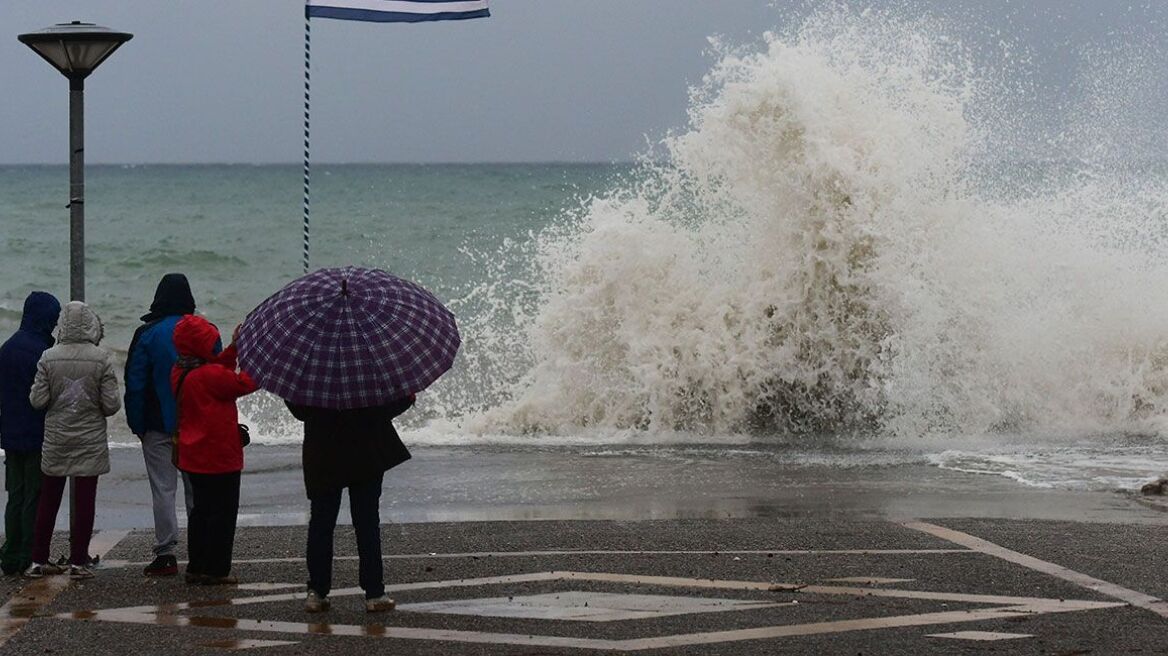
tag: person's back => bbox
[123,273,203,576]
[0,291,60,575]
[289,403,413,500]
[0,292,61,453]
[125,274,198,438]
[32,302,121,473]
[171,316,255,475]
[170,314,256,585]
[26,301,119,579]
[286,396,414,613]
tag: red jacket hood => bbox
[174,315,221,361]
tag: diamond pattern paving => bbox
[399,591,789,621]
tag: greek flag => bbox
[306,0,489,23]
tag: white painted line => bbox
[619,608,1036,650]
[200,638,300,650]
[0,577,70,647]
[825,577,916,584]
[82,609,631,651]
[903,521,1168,619]
[97,570,1123,616]
[71,605,1041,652]
[0,529,130,648]
[109,548,971,569]
[88,529,131,559]
[66,596,1116,653]
[151,573,570,611]
[235,583,302,592]
[399,591,791,622]
[927,630,1034,641]
[58,569,1126,653]
[556,572,1121,610]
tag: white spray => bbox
[455,7,1168,440]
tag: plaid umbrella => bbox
[237,266,459,409]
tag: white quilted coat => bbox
[29,302,120,477]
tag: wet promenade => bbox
[1,517,1167,654]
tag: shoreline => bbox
[31,444,1166,530]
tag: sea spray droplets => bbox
[457,9,965,435]
[457,6,1168,439]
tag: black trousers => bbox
[186,471,240,578]
[307,473,384,599]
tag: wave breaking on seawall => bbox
[424,5,1168,443]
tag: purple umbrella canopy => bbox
[237,267,459,409]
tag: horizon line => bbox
[0,160,644,167]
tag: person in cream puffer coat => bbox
[25,301,120,579]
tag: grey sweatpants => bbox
[141,430,194,557]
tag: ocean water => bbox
[2,6,1168,493]
[0,161,625,442]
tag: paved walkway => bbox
[1,518,1166,654]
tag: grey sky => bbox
[1,1,1165,164]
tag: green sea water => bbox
[0,163,624,353]
[0,163,630,445]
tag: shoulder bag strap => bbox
[171,367,194,468]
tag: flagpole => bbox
[302,11,312,274]
[300,0,488,275]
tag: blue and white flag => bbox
[306,0,489,23]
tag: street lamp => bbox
[18,21,132,302]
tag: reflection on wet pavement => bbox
[45,569,1126,652]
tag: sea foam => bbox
[441,6,1168,440]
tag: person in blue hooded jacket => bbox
[0,291,61,575]
[124,274,217,576]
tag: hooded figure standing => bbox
[124,274,216,576]
[0,292,61,575]
[26,302,120,579]
[171,315,257,585]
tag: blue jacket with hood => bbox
[0,291,61,452]
[124,274,219,436]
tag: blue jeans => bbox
[306,473,384,599]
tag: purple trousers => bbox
[31,475,97,566]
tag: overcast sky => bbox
[1,1,1164,164]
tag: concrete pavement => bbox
[1,517,1166,654]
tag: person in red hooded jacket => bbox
[170,315,257,585]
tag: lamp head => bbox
[18,21,132,81]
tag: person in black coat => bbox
[285,395,414,613]
[0,291,60,575]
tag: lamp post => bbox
[18,21,132,302]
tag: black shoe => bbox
[144,554,178,577]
